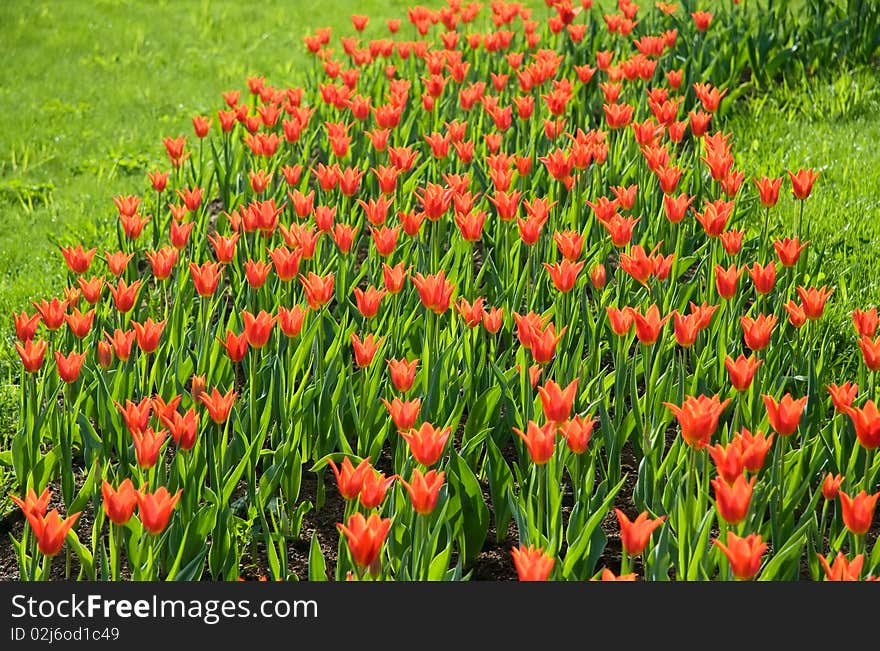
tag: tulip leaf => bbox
[308,531,328,581]
[447,449,489,566]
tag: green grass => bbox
[730,66,880,370]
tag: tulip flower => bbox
[715,264,741,299]
[13,311,41,342]
[386,358,418,392]
[351,333,383,368]
[709,442,746,484]
[400,422,451,466]
[359,470,395,510]
[858,335,880,371]
[631,304,671,345]
[300,272,335,310]
[712,474,755,524]
[606,306,634,336]
[137,486,182,535]
[116,398,152,433]
[400,468,445,515]
[511,545,555,581]
[54,350,86,384]
[200,387,237,424]
[818,552,864,581]
[354,286,387,319]
[725,354,761,391]
[740,314,777,351]
[773,237,809,267]
[537,379,578,423]
[754,177,783,208]
[382,397,421,431]
[663,394,730,449]
[382,262,410,294]
[513,420,557,465]
[543,259,584,293]
[788,168,820,199]
[852,308,879,338]
[337,513,392,571]
[762,393,808,436]
[615,509,665,556]
[131,427,167,469]
[328,457,373,501]
[60,245,97,274]
[412,271,455,314]
[561,415,595,454]
[23,509,81,557]
[597,568,637,581]
[10,487,51,519]
[821,473,845,501]
[16,339,48,373]
[797,286,834,320]
[278,305,306,338]
[218,329,248,362]
[107,280,141,314]
[131,318,166,354]
[162,408,200,450]
[102,479,138,525]
[747,261,776,295]
[244,259,272,288]
[190,261,222,296]
[734,429,774,473]
[242,310,275,348]
[839,490,879,536]
[714,532,767,580]
[843,400,880,449]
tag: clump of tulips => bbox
[6,0,879,582]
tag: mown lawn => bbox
[0,0,878,517]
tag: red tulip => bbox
[23,509,80,557]
[788,168,820,199]
[102,479,138,525]
[561,415,595,454]
[54,350,86,383]
[400,468,445,515]
[337,513,391,571]
[664,394,730,449]
[714,532,767,580]
[615,509,665,556]
[16,338,48,373]
[712,474,755,524]
[839,490,879,536]
[537,379,578,423]
[200,387,237,424]
[511,545,555,581]
[300,272,335,310]
[60,245,97,274]
[351,333,383,368]
[328,457,373,501]
[131,427,167,469]
[400,422,451,466]
[762,393,807,436]
[821,473,845,501]
[827,382,859,413]
[131,318,166,353]
[740,314,777,351]
[242,310,275,348]
[843,400,880,449]
[513,420,557,465]
[137,486,182,535]
[190,261,222,297]
[818,552,863,581]
[382,397,421,431]
[734,429,774,473]
[725,354,761,391]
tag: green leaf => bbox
[308,532,328,582]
